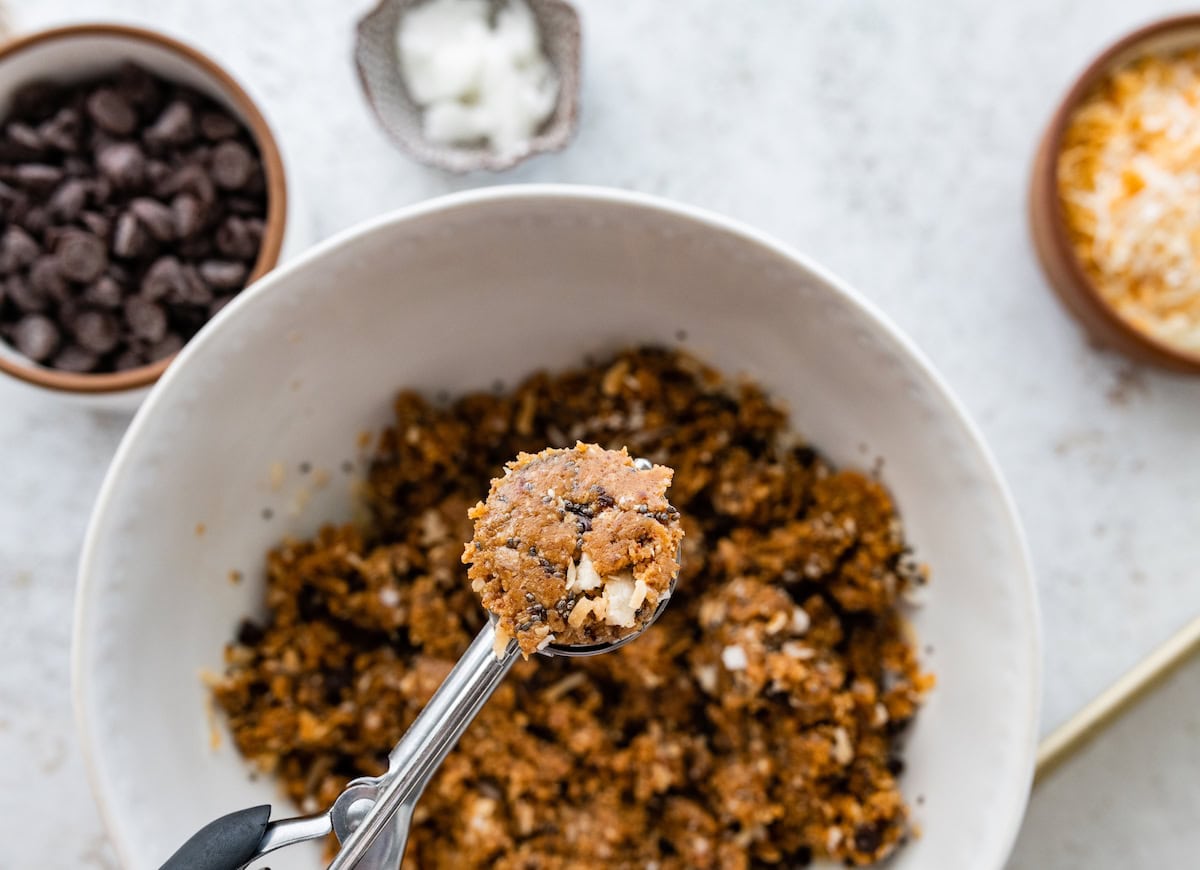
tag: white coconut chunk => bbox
[493,623,512,657]
[832,726,854,765]
[603,572,638,627]
[765,610,789,635]
[574,552,602,591]
[694,664,719,694]
[629,577,650,611]
[567,596,593,627]
[721,644,749,671]
[782,641,815,660]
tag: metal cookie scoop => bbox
[160,459,678,870]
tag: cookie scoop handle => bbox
[158,804,271,870]
[327,622,521,869]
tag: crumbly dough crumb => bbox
[463,444,683,656]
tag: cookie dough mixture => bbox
[210,347,933,868]
[464,444,683,656]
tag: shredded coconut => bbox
[398,0,559,157]
[721,644,749,671]
[1059,48,1200,353]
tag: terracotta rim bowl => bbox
[1029,14,1200,374]
[0,23,288,395]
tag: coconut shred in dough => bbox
[398,0,559,156]
[463,443,684,657]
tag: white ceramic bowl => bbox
[74,186,1041,869]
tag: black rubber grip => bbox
[159,804,271,870]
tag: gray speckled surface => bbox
[2,0,1199,866]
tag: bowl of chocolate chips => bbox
[0,24,287,408]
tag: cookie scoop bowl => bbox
[0,24,289,410]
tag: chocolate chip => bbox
[83,275,123,308]
[0,226,38,273]
[111,212,149,259]
[11,80,60,123]
[19,206,50,235]
[37,107,81,152]
[211,140,255,189]
[86,88,137,136]
[47,179,88,221]
[145,332,183,362]
[144,100,195,147]
[96,142,146,188]
[0,127,41,162]
[0,143,33,165]
[115,62,162,111]
[6,275,45,313]
[0,179,25,211]
[56,297,83,324]
[198,259,247,290]
[853,823,883,856]
[29,256,68,300]
[141,256,186,301]
[7,122,43,153]
[52,343,99,373]
[170,193,206,238]
[199,111,239,141]
[63,155,89,177]
[79,211,112,241]
[157,163,215,204]
[84,175,112,207]
[171,304,209,334]
[186,144,212,165]
[145,159,171,187]
[174,265,212,306]
[236,618,265,646]
[225,195,263,215]
[215,216,259,259]
[13,163,63,192]
[72,309,120,354]
[12,314,59,360]
[114,348,145,370]
[129,197,175,241]
[55,229,108,282]
[176,235,213,259]
[124,295,167,342]
[42,224,71,252]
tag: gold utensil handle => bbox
[1036,612,1200,784]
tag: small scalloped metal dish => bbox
[354,0,582,173]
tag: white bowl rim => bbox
[72,183,1042,868]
